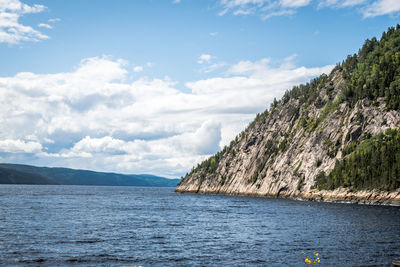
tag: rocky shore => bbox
[175,187,400,206]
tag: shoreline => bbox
[175,188,400,206]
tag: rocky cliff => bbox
[176,26,400,205]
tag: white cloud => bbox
[173,0,181,3]
[0,0,48,44]
[0,0,45,13]
[280,0,311,8]
[38,23,52,29]
[261,8,296,19]
[219,0,398,19]
[197,54,213,64]
[200,62,227,73]
[197,54,226,73]
[209,32,218,36]
[219,0,310,19]
[0,139,42,153]
[318,0,366,8]
[72,136,127,154]
[39,151,92,158]
[0,55,333,177]
[363,0,400,17]
[319,0,400,17]
[133,65,144,72]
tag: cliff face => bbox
[176,70,400,205]
[176,27,400,205]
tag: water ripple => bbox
[0,185,399,266]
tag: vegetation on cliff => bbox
[316,128,400,191]
[180,25,400,194]
[340,24,400,111]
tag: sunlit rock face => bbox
[176,68,400,206]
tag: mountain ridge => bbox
[0,163,179,187]
[176,25,400,205]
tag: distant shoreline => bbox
[0,163,180,188]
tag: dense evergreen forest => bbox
[316,128,400,191]
[340,24,400,111]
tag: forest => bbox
[316,128,400,191]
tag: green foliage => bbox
[188,150,225,176]
[315,171,328,189]
[271,97,278,109]
[315,128,400,191]
[279,137,290,152]
[340,25,400,111]
[324,137,339,158]
[250,109,270,128]
[282,74,328,108]
[300,97,342,133]
[264,139,278,156]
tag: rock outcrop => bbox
[176,27,400,205]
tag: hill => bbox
[176,25,400,205]
[0,163,179,187]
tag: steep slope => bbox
[0,164,180,187]
[176,26,400,205]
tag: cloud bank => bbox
[0,55,333,177]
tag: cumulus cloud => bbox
[0,139,42,153]
[72,136,127,154]
[0,55,333,177]
[0,0,48,44]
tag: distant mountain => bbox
[176,25,400,205]
[0,163,179,187]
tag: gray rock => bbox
[176,70,400,206]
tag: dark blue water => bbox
[0,185,399,266]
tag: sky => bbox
[0,0,399,178]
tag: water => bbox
[0,185,399,266]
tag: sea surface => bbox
[0,185,399,266]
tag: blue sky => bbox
[0,0,399,177]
